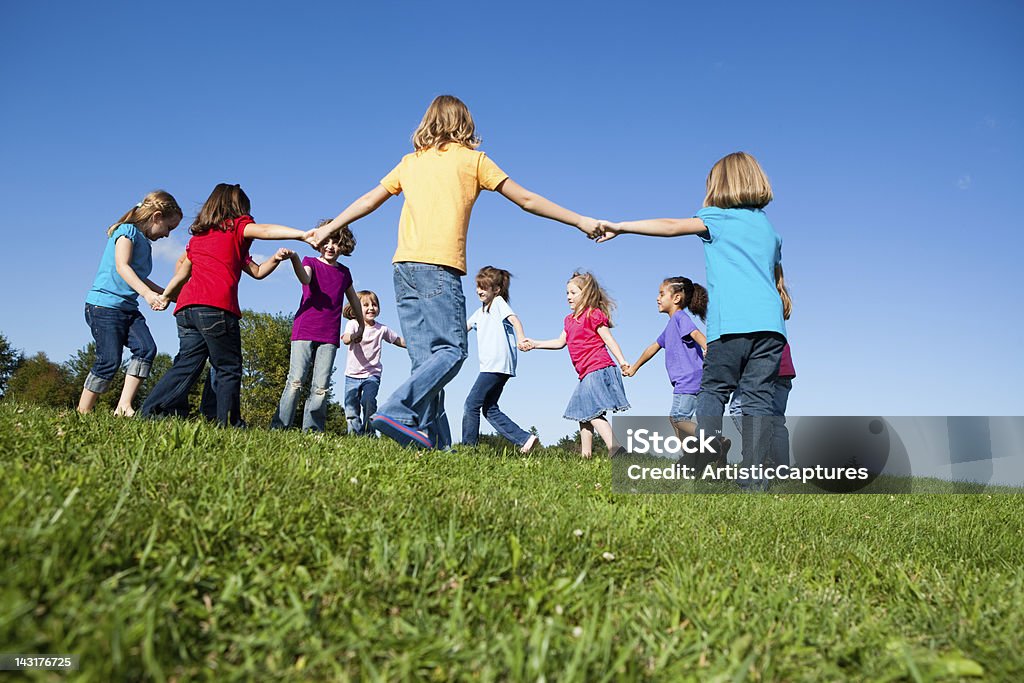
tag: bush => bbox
[5,352,76,408]
[0,332,23,399]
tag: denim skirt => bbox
[563,365,630,422]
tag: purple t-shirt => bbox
[656,310,704,394]
[291,257,352,344]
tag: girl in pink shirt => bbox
[523,272,630,458]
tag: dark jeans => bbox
[462,372,530,447]
[344,375,381,435]
[697,332,785,488]
[141,306,243,426]
[83,304,157,392]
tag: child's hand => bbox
[595,220,621,243]
[302,229,321,248]
[621,364,634,377]
[519,338,535,352]
[273,248,295,262]
[577,216,602,240]
[349,325,364,345]
[144,291,164,311]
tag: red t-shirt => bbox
[175,215,254,318]
[564,308,615,380]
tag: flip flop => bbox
[370,414,432,449]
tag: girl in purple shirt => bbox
[271,223,364,432]
[624,276,709,441]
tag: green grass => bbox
[1,403,1021,682]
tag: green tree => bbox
[5,352,76,408]
[0,332,24,399]
[239,310,347,433]
[64,344,175,411]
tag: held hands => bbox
[594,219,622,243]
[272,248,295,262]
[621,363,635,377]
[344,325,365,346]
[576,216,602,240]
[302,229,320,248]
[518,338,535,352]
[145,291,168,312]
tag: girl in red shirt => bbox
[141,183,314,425]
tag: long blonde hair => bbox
[775,264,792,320]
[704,152,773,209]
[107,190,182,237]
[568,271,615,325]
[411,95,481,151]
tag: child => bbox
[342,290,405,436]
[522,272,629,459]
[596,152,787,489]
[271,223,364,432]
[462,266,539,454]
[729,266,795,467]
[312,95,599,450]
[141,183,314,426]
[79,190,182,416]
[623,276,709,443]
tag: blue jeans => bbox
[271,340,338,432]
[344,375,381,435]
[83,304,157,392]
[462,372,530,447]
[376,263,469,450]
[729,377,794,466]
[696,332,785,489]
[141,306,243,426]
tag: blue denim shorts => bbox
[670,393,697,421]
[563,365,630,422]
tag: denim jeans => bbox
[462,372,530,447]
[83,304,157,392]
[376,263,468,450]
[696,332,785,488]
[729,377,794,467]
[271,340,338,432]
[141,305,243,426]
[344,375,381,435]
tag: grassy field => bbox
[1,403,1022,682]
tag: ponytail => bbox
[663,276,707,322]
[107,190,182,237]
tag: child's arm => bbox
[624,341,661,378]
[287,252,313,285]
[244,248,295,280]
[313,185,393,245]
[392,336,406,349]
[522,330,567,351]
[595,218,709,242]
[114,237,163,310]
[689,329,708,355]
[507,314,528,350]
[143,278,164,294]
[159,253,192,306]
[596,325,629,371]
[243,223,318,246]
[341,285,365,345]
[496,179,599,237]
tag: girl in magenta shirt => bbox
[271,223,364,432]
[523,272,630,458]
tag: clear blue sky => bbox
[2,0,1022,446]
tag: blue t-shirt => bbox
[656,310,704,394]
[85,224,153,311]
[696,207,786,343]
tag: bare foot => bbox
[581,452,593,460]
[113,406,136,417]
[520,435,540,454]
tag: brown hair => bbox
[189,183,252,236]
[775,264,792,320]
[662,276,708,322]
[107,190,182,237]
[703,152,773,209]
[411,95,481,151]
[568,271,615,325]
[344,290,379,320]
[475,266,512,305]
[313,218,356,256]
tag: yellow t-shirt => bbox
[380,144,508,275]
